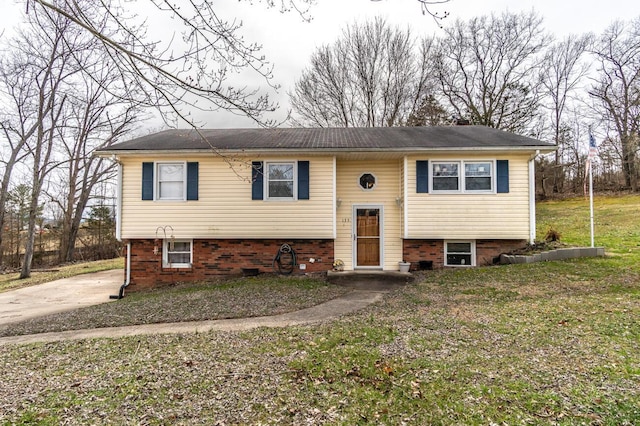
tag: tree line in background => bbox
[1,2,638,277]
[0,3,136,277]
[290,13,640,196]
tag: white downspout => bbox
[332,156,337,240]
[403,156,409,239]
[528,150,540,244]
[115,159,123,241]
[111,159,130,299]
[110,241,131,299]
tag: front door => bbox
[355,207,382,268]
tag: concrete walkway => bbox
[0,270,387,346]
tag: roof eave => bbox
[95,145,556,157]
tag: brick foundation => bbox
[124,237,527,290]
[403,239,527,270]
[126,239,334,291]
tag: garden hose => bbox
[273,243,296,275]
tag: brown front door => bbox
[355,208,381,267]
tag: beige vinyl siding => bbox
[406,154,531,240]
[334,160,404,271]
[120,155,334,239]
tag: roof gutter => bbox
[96,146,557,157]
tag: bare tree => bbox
[50,68,138,263]
[0,13,72,275]
[0,60,37,267]
[1,2,135,277]
[433,11,549,133]
[27,0,295,127]
[18,14,73,278]
[27,0,449,128]
[589,18,640,191]
[540,34,593,193]
[290,18,437,127]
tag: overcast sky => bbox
[195,0,640,129]
[3,0,640,131]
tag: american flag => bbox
[588,133,598,160]
[584,133,598,196]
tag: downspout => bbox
[110,159,130,299]
[112,157,123,241]
[528,150,540,245]
[110,241,131,299]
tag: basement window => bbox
[445,241,475,267]
[163,239,192,268]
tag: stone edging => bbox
[500,247,605,265]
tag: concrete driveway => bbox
[0,269,123,326]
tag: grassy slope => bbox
[1,196,639,425]
[537,194,640,258]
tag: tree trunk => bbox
[19,203,38,279]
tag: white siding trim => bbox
[529,156,536,244]
[333,156,337,239]
[116,162,122,241]
[403,156,409,239]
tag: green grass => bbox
[0,195,639,424]
[0,258,124,293]
[537,194,640,260]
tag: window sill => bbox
[162,264,192,270]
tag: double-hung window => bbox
[464,162,493,191]
[142,162,198,201]
[251,160,309,201]
[266,162,296,200]
[431,161,494,193]
[432,162,460,191]
[157,163,185,200]
[163,239,192,268]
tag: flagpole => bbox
[589,159,595,248]
[587,129,596,248]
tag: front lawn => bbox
[0,195,638,424]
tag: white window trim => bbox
[430,160,496,194]
[264,161,298,201]
[155,161,187,201]
[162,239,193,268]
[444,240,476,267]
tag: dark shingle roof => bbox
[98,126,555,153]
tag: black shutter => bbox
[416,160,429,193]
[251,161,264,200]
[497,160,509,193]
[142,162,154,200]
[298,161,310,200]
[186,162,199,200]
